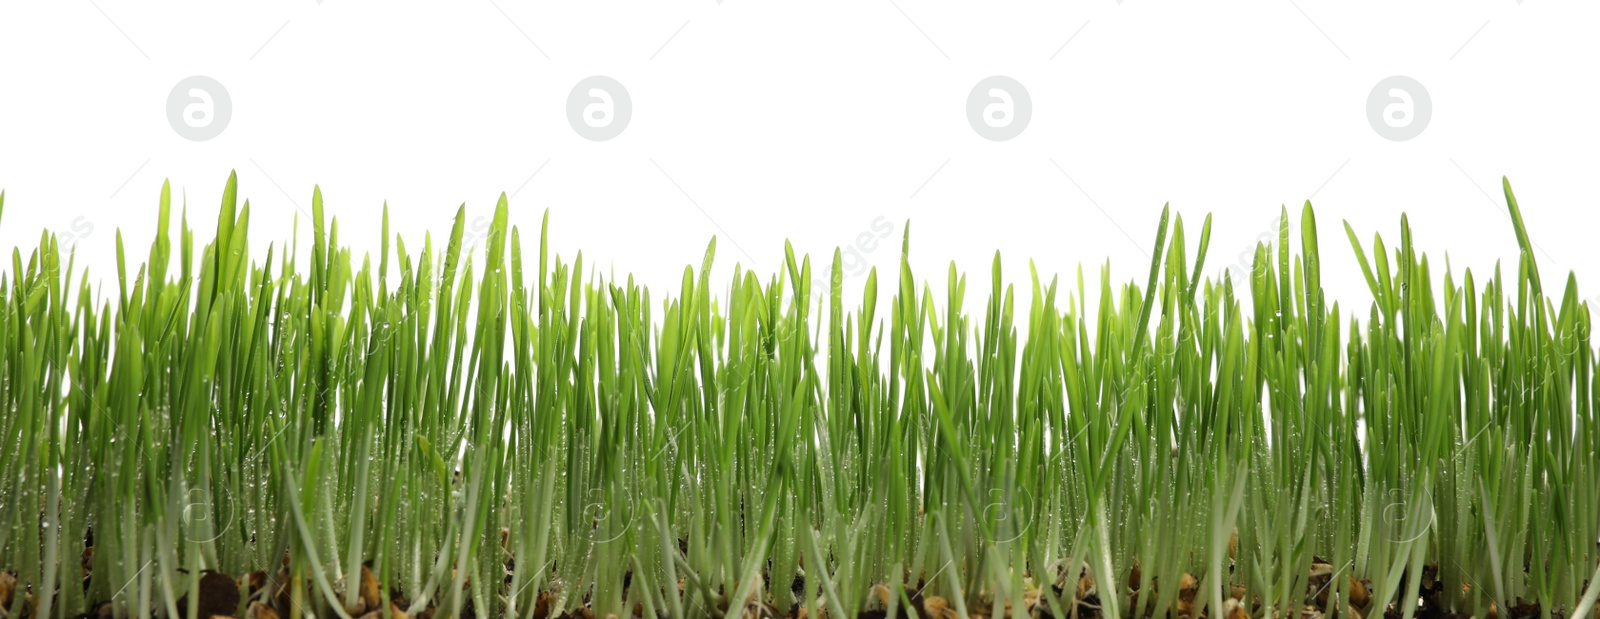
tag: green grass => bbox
[0,174,1596,619]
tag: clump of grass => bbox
[0,174,1595,619]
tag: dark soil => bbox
[40,537,1581,619]
[174,570,243,618]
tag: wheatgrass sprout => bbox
[0,174,1596,619]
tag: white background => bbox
[2,1,1597,320]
